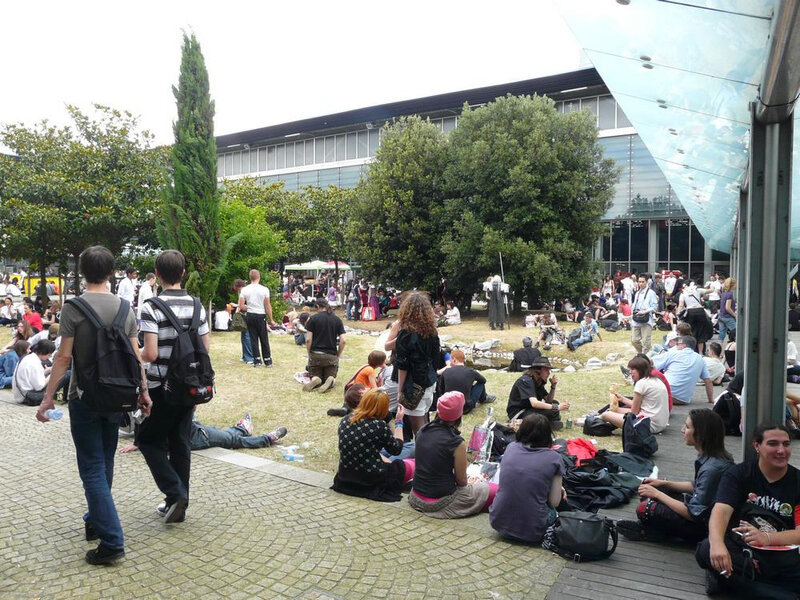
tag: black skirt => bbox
[685,308,713,343]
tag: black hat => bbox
[530,357,553,369]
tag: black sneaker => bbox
[620,365,631,378]
[481,395,497,404]
[327,407,348,417]
[704,569,722,595]
[164,497,188,524]
[616,520,646,541]
[85,544,124,565]
[85,521,98,541]
[267,426,288,444]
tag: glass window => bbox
[233,152,241,175]
[285,143,294,168]
[267,146,276,170]
[294,143,304,167]
[564,100,580,113]
[555,101,564,113]
[630,262,648,277]
[339,165,362,188]
[369,129,379,156]
[225,153,233,176]
[598,136,631,220]
[598,96,615,129]
[276,145,286,170]
[239,150,249,173]
[630,220,648,261]
[671,263,689,279]
[357,131,368,158]
[282,173,299,192]
[630,136,671,218]
[658,219,669,262]
[318,168,338,187]
[346,133,357,160]
[336,134,346,161]
[258,148,266,171]
[711,249,731,262]
[298,170,318,187]
[602,224,611,261]
[250,150,258,173]
[617,104,632,128]
[324,136,335,162]
[443,117,456,134]
[315,138,325,164]
[669,219,690,261]
[305,140,314,165]
[611,221,629,263]
[217,156,224,176]
[690,224,705,261]
[581,97,598,122]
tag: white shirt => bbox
[681,290,704,309]
[116,277,136,304]
[12,353,47,404]
[788,341,798,367]
[703,357,726,381]
[6,284,21,296]
[137,281,155,318]
[240,282,270,315]
[621,277,634,301]
[707,280,722,301]
[634,376,670,433]
[445,306,461,325]
[664,276,676,295]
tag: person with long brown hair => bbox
[331,389,412,502]
[0,319,33,354]
[385,292,440,435]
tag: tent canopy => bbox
[284,260,351,271]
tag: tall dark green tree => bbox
[159,33,237,303]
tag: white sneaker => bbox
[156,500,167,517]
[237,413,254,435]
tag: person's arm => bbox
[389,405,405,442]
[453,441,468,487]
[708,503,734,575]
[305,330,313,353]
[642,477,694,494]
[384,321,401,351]
[238,292,246,313]
[546,375,558,403]
[141,331,159,363]
[264,297,275,325]
[131,335,152,414]
[337,333,345,358]
[548,474,564,508]
[630,391,643,415]
[36,337,73,421]
[367,370,377,389]
[595,325,603,342]
[705,379,714,403]
[474,370,486,386]
[725,298,735,319]
[638,483,692,519]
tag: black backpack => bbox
[146,297,214,406]
[713,391,742,436]
[622,413,658,458]
[67,297,141,412]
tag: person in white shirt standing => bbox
[137,273,157,323]
[116,267,138,305]
[238,269,276,367]
[631,275,659,354]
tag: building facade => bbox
[216,67,729,282]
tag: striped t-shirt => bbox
[140,289,209,389]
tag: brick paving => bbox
[0,399,562,599]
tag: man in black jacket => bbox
[440,349,495,414]
[508,337,541,372]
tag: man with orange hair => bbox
[440,349,495,414]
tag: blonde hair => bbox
[723,277,737,292]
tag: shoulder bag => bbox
[542,511,618,562]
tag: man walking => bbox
[631,274,659,354]
[238,269,275,367]
[138,250,209,524]
[36,246,151,565]
[303,298,346,393]
[116,267,138,305]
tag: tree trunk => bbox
[39,256,49,308]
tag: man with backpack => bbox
[36,245,151,566]
[139,250,212,525]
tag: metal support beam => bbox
[741,103,793,461]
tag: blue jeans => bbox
[240,331,253,363]
[190,423,274,450]
[718,315,736,341]
[381,442,416,461]
[464,383,488,413]
[571,333,593,348]
[69,398,124,550]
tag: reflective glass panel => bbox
[225,153,233,176]
[690,224,705,261]
[324,137,335,162]
[346,133,357,159]
[268,146,276,170]
[611,221,629,263]
[305,141,314,165]
[336,135,346,161]
[258,148,266,171]
[339,166,362,188]
[285,143,294,168]
[319,168,338,186]
[670,219,690,261]
[315,139,325,164]
[299,170,318,187]
[357,131,368,158]
[294,143,304,167]
[630,220,648,261]
[276,145,286,170]
[369,129,380,156]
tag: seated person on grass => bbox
[12,339,56,406]
[508,336,541,372]
[536,314,560,349]
[352,350,387,389]
[442,302,461,326]
[567,312,603,351]
[506,357,569,431]
[439,349,495,415]
[0,340,28,388]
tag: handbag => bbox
[231,310,247,332]
[542,511,618,562]
[632,312,650,324]
[399,381,424,410]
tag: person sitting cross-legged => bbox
[506,357,569,431]
[0,339,28,388]
[439,349,495,415]
[567,312,603,351]
[601,356,669,434]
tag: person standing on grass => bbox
[303,298,346,393]
[238,269,275,367]
[138,250,209,525]
[36,245,151,566]
[631,274,658,354]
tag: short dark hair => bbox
[367,350,386,368]
[753,422,791,443]
[627,356,651,380]
[31,339,56,356]
[516,413,553,448]
[79,246,115,284]
[708,341,722,357]
[155,250,186,285]
[344,383,367,410]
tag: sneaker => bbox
[264,358,273,367]
[327,406,348,417]
[303,376,322,392]
[481,394,497,405]
[85,544,125,565]
[566,341,575,351]
[237,413,254,436]
[156,500,167,517]
[543,345,551,351]
[704,569,722,595]
[317,376,336,394]
[267,426,288,444]
[616,519,646,541]
[253,361,262,368]
[164,498,188,524]
[620,365,631,378]
[85,521,98,541]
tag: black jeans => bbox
[137,386,193,505]
[246,312,272,365]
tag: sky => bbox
[1,1,583,146]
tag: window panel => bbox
[598,96,615,129]
[240,150,249,173]
[443,117,456,134]
[315,138,325,164]
[258,148,266,171]
[232,152,241,175]
[564,100,580,113]
[305,140,314,165]
[346,133,357,159]
[267,146,276,170]
[617,104,632,128]
[294,143,304,167]
[217,156,224,176]
[581,97,598,123]
[276,145,286,169]
[318,168,338,187]
[324,136,335,162]
[658,219,669,262]
[282,173,299,191]
[369,129,379,156]
[225,153,233,176]
[336,134,346,161]
[298,170,318,187]
[285,142,294,168]
[611,221,629,263]
[250,149,258,172]
[598,136,631,219]
[690,224,705,261]
[357,131,368,158]
[630,220,648,262]
[669,219,690,261]
[339,165,362,188]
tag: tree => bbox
[297,185,354,283]
[159,33,237,304]
[350,116,449,291]
[0,105,167,299]
[443,95,617,306]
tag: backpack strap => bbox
[112,299,132,331]
[146,296,185,333]
[66,297,105,330]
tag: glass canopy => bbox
[555,0,778,253]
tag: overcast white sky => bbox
[1,1,582,146]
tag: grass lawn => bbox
[198,310,640,475]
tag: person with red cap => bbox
[408,391,498,519]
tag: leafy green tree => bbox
[159,33,237,304]
[443,95,617,306]
[350,116,449,290]
[0,105,167,299]
[297,185,354,282]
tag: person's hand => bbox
[558,402,570,411]
[269,320,277,327]
[549,375,559,386]
[138,390,152,416]
[710,540,733,576]
[119,444,139,454]
[641,477,665,488]
[638,484,660,499]
[734,521,771,547]
[561,487,568,502]
[36,395,55,422]
[396,404,405,420]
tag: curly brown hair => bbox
[397,291,437,338]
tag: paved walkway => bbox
[0,398,560,600]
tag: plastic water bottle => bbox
[281,445,304,462]
[285,453,305,462]
[44,408,63,421]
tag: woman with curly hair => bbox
[385,292,440,435]
[0,319,33,354]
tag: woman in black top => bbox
[331,389,410,502]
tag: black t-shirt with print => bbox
[716,461,800,531]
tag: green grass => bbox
[199,311,638,474]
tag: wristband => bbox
[395,421,403,428]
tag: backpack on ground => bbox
[582,413,616,437]
[622,413,658,457]
[67,297,141,412]
[713,390,742,436]
[146,297,214,406]
[542,511,618,562]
